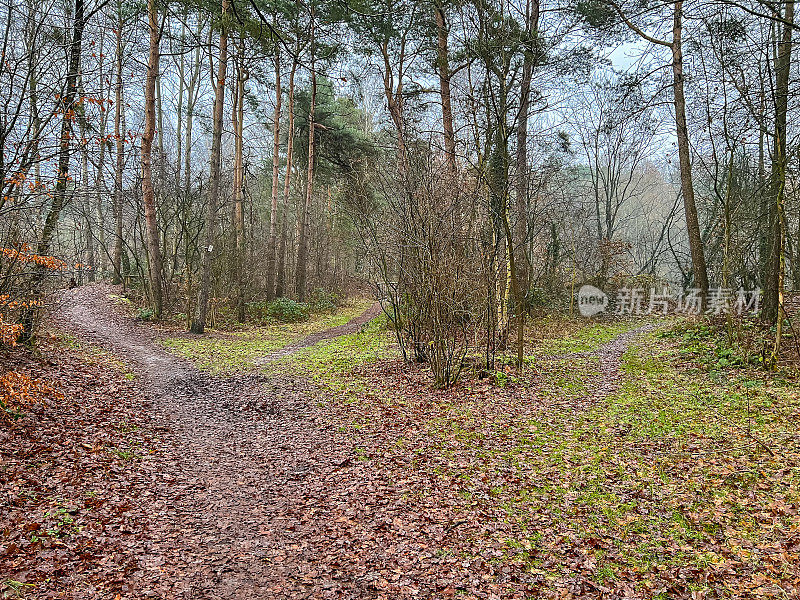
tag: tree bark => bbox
[295,21,315,302]
[78,100,95,282]
[94,40,109,277]
[232,39,247,321]
[266,48,282,299]
[19,0,84,341]
[672,1,709,306]
[277,57,297,299]
[112,3,124,284]
[435,3,456,174]
[175,17,185,193]
[514,0,538,301]
[763,0,793,325]
[191,0,229,333]
[141,0,165,317]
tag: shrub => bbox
[1,370,62,421]
[266,297,309,323]
[308,288,340,313]
[0,245,67,344]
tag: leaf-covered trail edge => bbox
[7,284,791,599]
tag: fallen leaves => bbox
[0,342,157,598]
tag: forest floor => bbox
[1,284,799,599]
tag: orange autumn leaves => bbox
[1,245,67,270]
[0,370,62,420]
[0,245,71,347]
[0,314,23,346]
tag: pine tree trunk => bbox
[435,3,456,174]
[191,0,229,333]
[266,49,282,299]
[296,33,315,302]
[141,0,165,317]
[277,58,297,299]
[232,40,247,322]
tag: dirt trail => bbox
[536,323,655,402]
[51,286,650,598]
[590,323,654,399]
[254,301,382,365]
[52,284,361,598]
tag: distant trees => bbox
[2,0,800,369]
[570,75,662,284]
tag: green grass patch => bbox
[261,315,396,389]
[161,299,375,374]
[316,318,799,594]
[531,318,648,356]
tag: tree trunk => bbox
[175,17,185,193]
[141,0,165,317]
[277,57,297,299]
[112,4,124,284]
[514,0,538,302]
[181,26,202,304]
[435,3,456,174]
[763,0,793,325]
[191,0,229,333]
[78,104,95,281]
[19,0,84,341]
[672,1,709,306]
[266,48,282,299]
[381,41,407,164]
[232,39,247,322]
[184,36,201,195]
[295,26,315,302]
[94,41,109,278]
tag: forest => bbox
[1,0,800,596]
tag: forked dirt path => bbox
[51,285,651,599]
[254,301,382,365]
[52,284,376,598]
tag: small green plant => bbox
[107,293,133,305]
[43,504,80,538]
[308,288,341,313]
[136,307,154,321]
[492,369,518,388]
[1,579,35,598]
[107,446,136,461]
[265,297,310,323]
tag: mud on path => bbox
[51,284,370,598]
